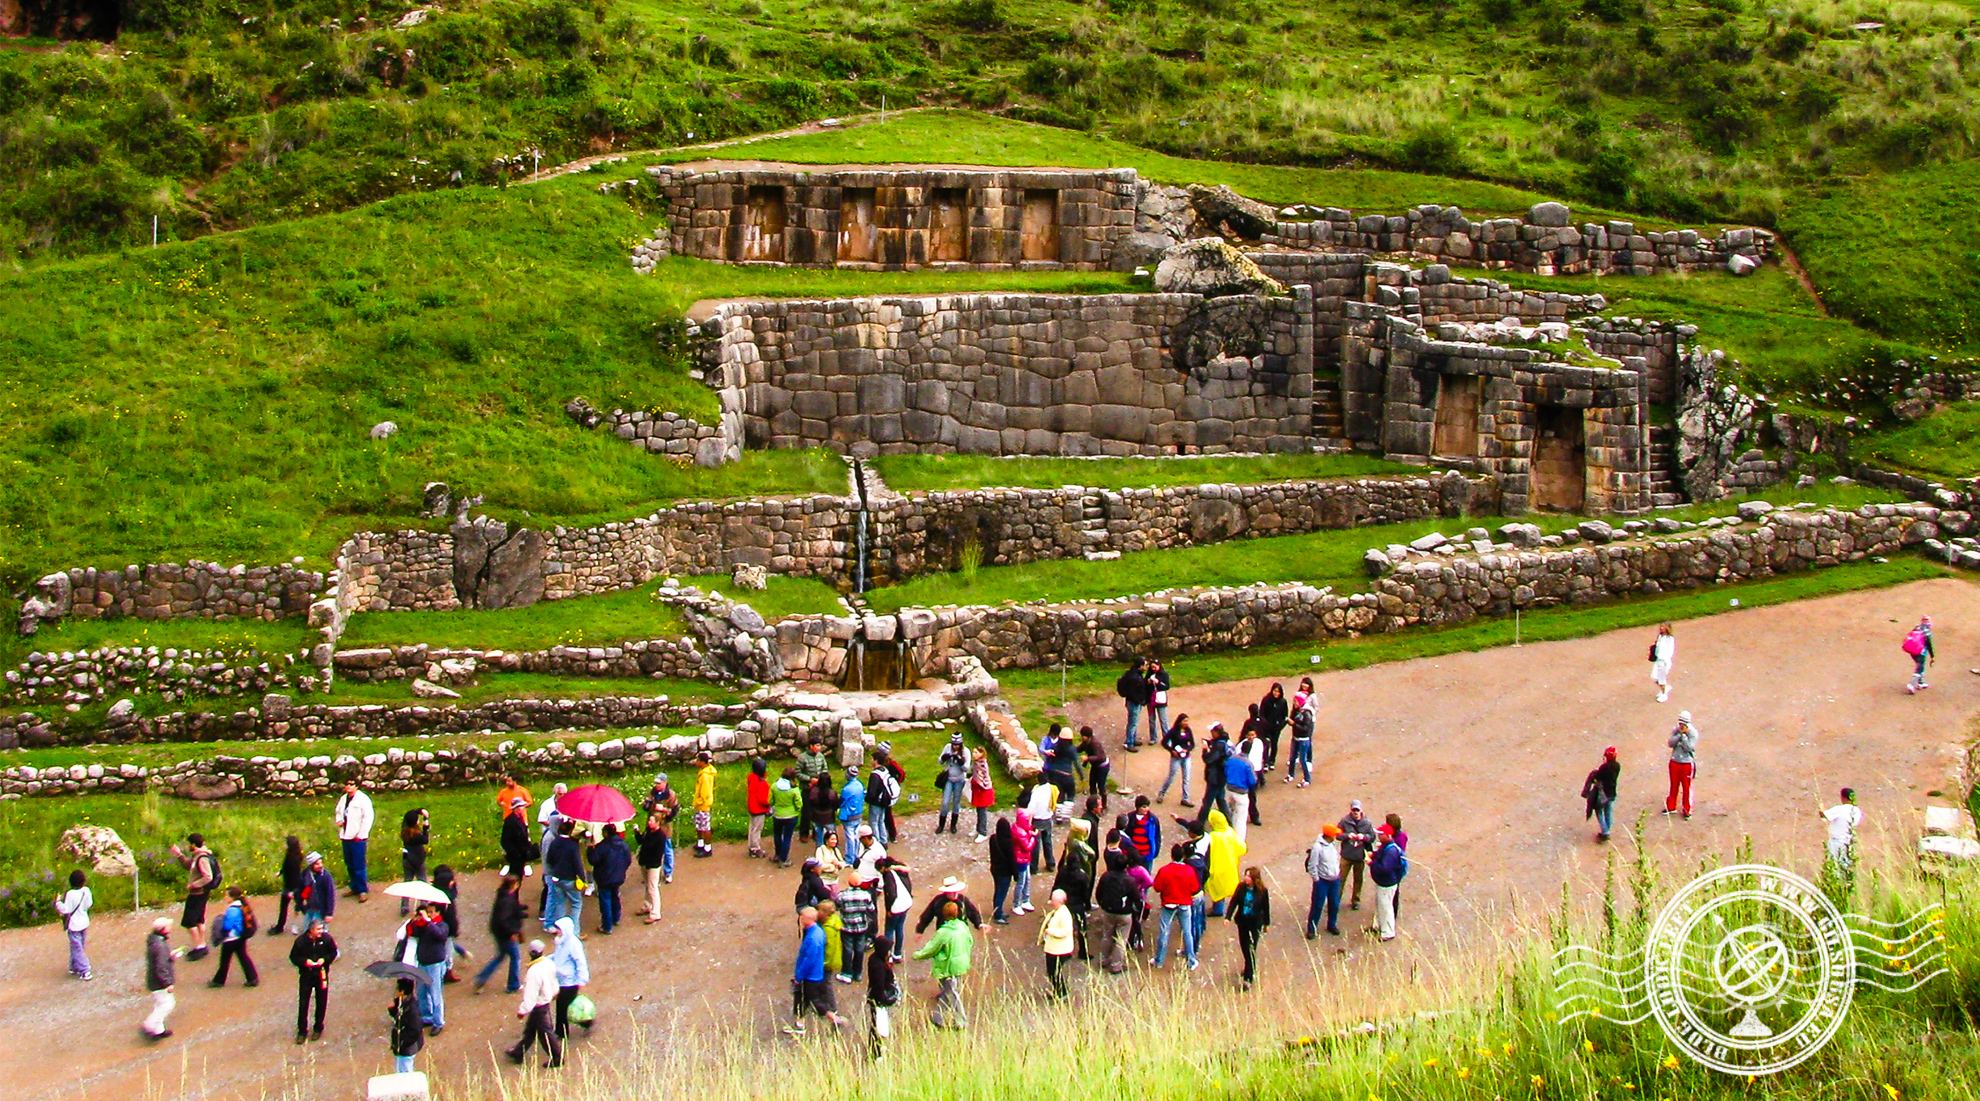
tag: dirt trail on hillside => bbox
[2,578,1975,1101]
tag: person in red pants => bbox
[1664,711,1698,819]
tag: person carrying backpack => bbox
[1582,746,1621,842]
[209,886,259,987]
[866,751,900,845]
[168,833,220,960]
[1117,657,1152,751]
[1369,824,1407,942]
[1903,616,1935,694]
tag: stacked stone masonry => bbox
[708,291,1315,457]
[636,164,1137,272]
[1258,203,1775,277]
[18,560,324,635]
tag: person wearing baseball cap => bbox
[1368,823,1407,942]
[1666,711,1698,819]
[1304,824,1344,938]
[1336,801,1377,910]
[506,938,561,1067]
[501,797,535,880]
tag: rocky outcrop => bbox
[452,515,550,610]
[1153,238,1287,297]
[1677,348,1762,503]
[1187,184,1279,240]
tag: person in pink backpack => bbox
[1903,616,1935,694]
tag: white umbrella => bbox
[383,881,451,905]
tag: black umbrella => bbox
[363,960,432,986]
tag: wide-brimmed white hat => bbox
[939,876,965,892]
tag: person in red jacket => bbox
[1150,844,1201,970]
[745,757,773,859]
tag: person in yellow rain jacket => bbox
[691,751,718,859]
[1203,809,1245,915]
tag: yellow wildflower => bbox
[1660,1055,1680,1071]
[1424,1058,1439,1068]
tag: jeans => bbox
[774,817,799,863]
[885,912,907,959]
[993,873,1012,920]
[1154,904,1196,966]
[67,928,89,976]
[841,821,862,864]
[975,806,991,838]
[1594,801,1614,836]
[842,933,869,982]
[1124,701,1143,748]
[1198,783,1229,825]
[1237,923,1262,983]
[399,852,427,915]
[419,961,448,1027]
[1307,876,1341,935]
[341,838,369,895]
[1148,705,1169,741]
[940,781,966,829]
[661,837,676,879]
[1287,738,1313,782]
[1157,756,1191,803]
[394,1056,415,1074]
[543,878,582,929]
[1192,896,1209,947]
[597,885,622,933]
[1014,865,1033,909]
[866,804,891,845]
[476,938,522,991]
[1034,821,1056,871]
[1912,652,1930,687]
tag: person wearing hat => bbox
[1336,802,1377,910]
[1304,824,1344,938]
[141,916,177,1041]
[538,782,568,866]
[1665,712,1698,819]
[689,751,718,859]
[1368,823,1406,942]
[914,875,984,934]
[839,764,869,862]
[550,916,590,1040]
[854,823,888,883]
[299,850,337,927]
[937,733,970,836]
[506,938,562,1068]
[866,744,901,845]
[795,858,834,913]
[1582,746,1621,842]
[289,917,339,1043]
[640,773,680,883]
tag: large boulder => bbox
[1186,184,1279,240]
[1154,238,1287,298]
[451,514,549,610]
[57,824,137,876]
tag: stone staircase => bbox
[1074,494,1114,559]
[1647,423,1685,507]
[1312,379,1348,449]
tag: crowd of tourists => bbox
[51,609,1939,1071]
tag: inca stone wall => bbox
[899,503,1946,670]
[637,164,1137,272]
[17,560,325,635]
[708,291,1315,457]
[1259,202,1774,278]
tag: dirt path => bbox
[3,578,1974,1100]
[520,108,941,185]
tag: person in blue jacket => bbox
[838,770,868,864]
[785,906,845,1035]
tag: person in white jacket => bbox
[56,870,93,979]
[333,780,375,902]
[1650,623,1676,703]
[504,939,562,1068]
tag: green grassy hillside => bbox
[2,0,1975,266]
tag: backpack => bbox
[240,897,259,937]
[197,851,223,895]
[869,768,899,808]
[1902,629,1927,656]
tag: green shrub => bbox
[1396,123,1466,174]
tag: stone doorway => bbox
[838,187,877,263]
[1531,404,1587,512]
[1432,374,1481,458]
[732,186,787,262]
[929,187,968,262]
[1020,189,1059,261]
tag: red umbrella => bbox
[555,783,638,825]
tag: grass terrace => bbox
[1853,402,1980,482]
[0,613,317,673]
[869,452,1419,493]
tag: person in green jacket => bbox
[771,768,804,868]
[911,902,973,1030]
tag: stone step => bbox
[1652,492,1685,507]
